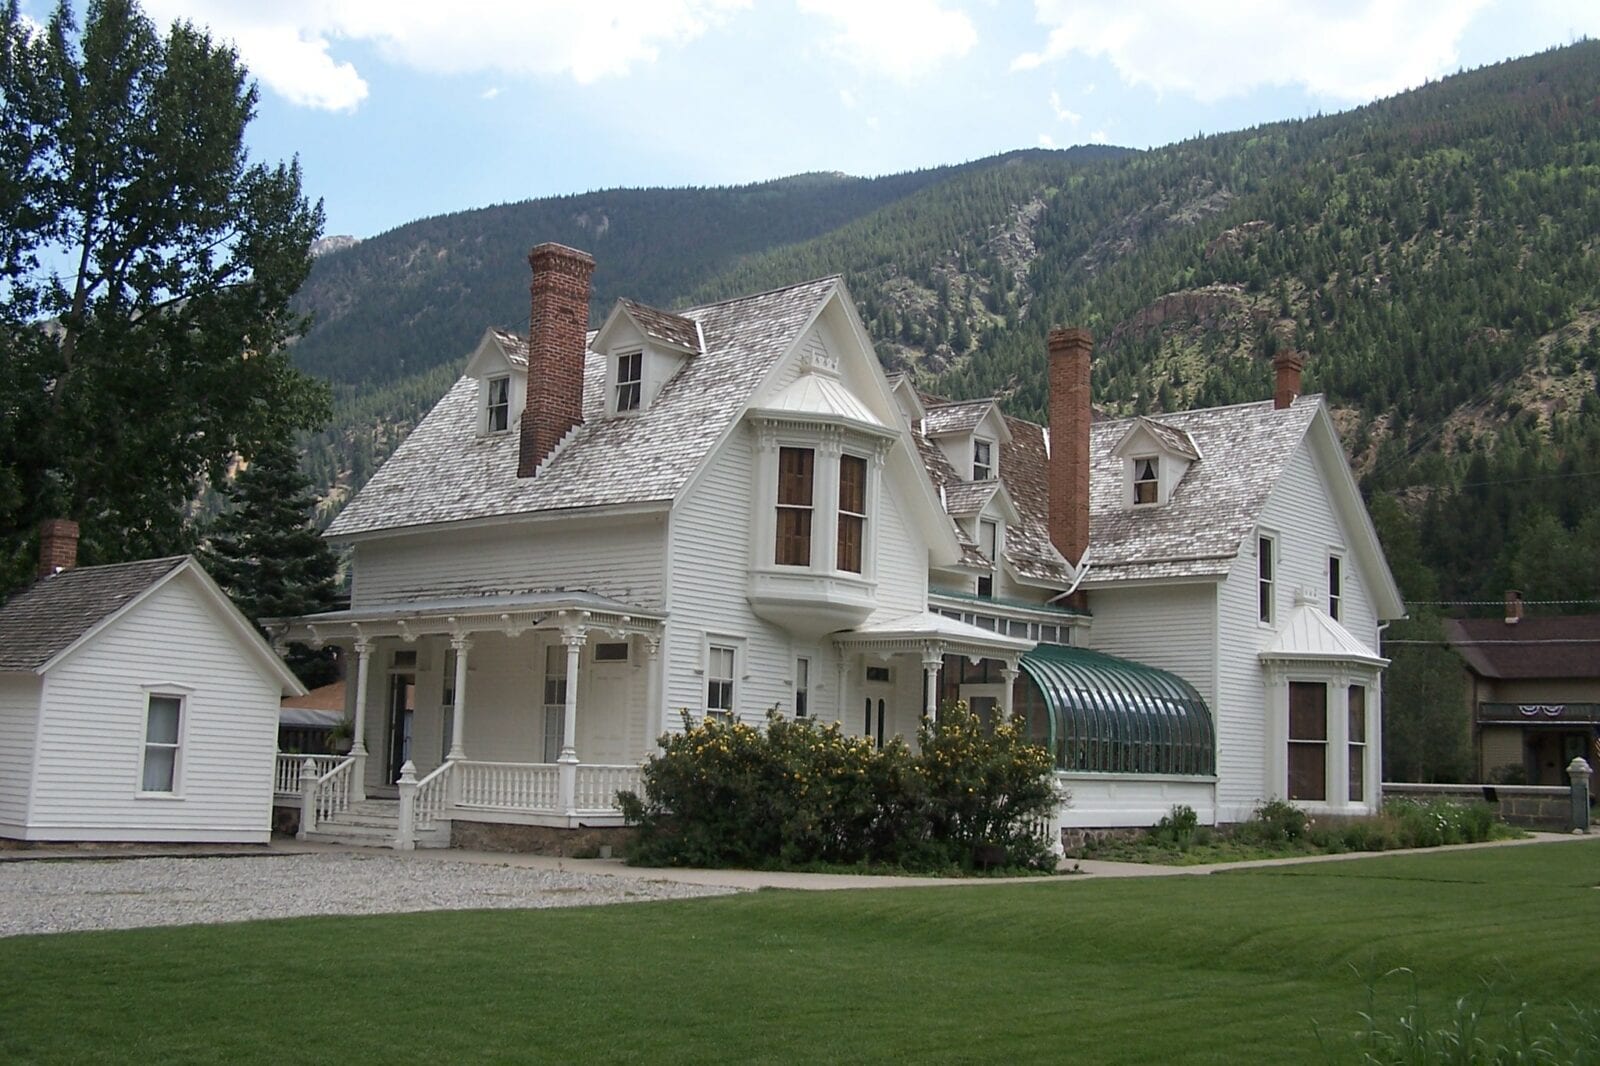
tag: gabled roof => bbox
[1444,615,1600,680]
[915,434,990,571]
[0,557,304,694]
[1086,397,1320,584]
[328,276,840,538]
[942,480,1000,516]
[1112,416,1201,461]
[923,398,1013,444]
[594,298,704,355]
[1260,601,1387,666]
[0,557,188,671]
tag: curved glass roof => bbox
[1019,644,1215,776]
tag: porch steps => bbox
[304,799,452,849]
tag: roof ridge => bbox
[679,274,840,316]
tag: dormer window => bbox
[486,375,510,433]
[973,439,993,480]
[1134,458,1159,505]
[615,350,642,412]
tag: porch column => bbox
[644,635,662,761]
[558,626,587,817]
[447,636,472,761]
[351,637,373,802]
[1001,661,1020,718]
[922,645,944,723]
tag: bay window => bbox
[1287,681,1327,801]
[776,447,814,566]
[837,454,867,574]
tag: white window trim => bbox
[1257,531,1278,626]
[794,656,810,718]
[483,374,512,434]
[972,437,994,481]
[703,635,744,717]
[837,451,870,576]
[1132,455,1160,506]
[1327,550,1345,621]
[137,690,188,798]
[612,348,643,415]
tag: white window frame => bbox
[1328,552,1344,621]
[972,437,993,480]
[704,639,739,718]
[836,452,868,576]
[138,688,189,796]
[485,374,511,434]
[977,518,999,597]
[1258,533,1277,625]
[1133,456,1160,506]
[614,349,643,413]
[1347,682,1367,804]
[593,641,630,664]
[794,657,810,718]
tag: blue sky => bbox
[39,1,1600,239]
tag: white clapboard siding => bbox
[0,675,41,833]
[1085,583,1219,711]
[26,573,280,842]
[352,513,667,609]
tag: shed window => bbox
[1288,682,1327,801]
[141,695,182,792]
[486,375,510,432]
[615,351,642,412]
[1134,458,1159,505]
[837,454,867,574]
[776,447,814,566]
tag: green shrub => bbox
[1237,799,1312,845]
[1149,804,1201,850]
[1385,798,1499,848]
[620,703,1059,872]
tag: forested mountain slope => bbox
[294,43,1600,608]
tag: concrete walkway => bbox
[3,831,1588,891]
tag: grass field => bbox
[2,841,1597,1064]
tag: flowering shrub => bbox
[618,702,1059,872]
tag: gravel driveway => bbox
[0,852,740,937]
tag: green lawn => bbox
[3,842,1597,1064]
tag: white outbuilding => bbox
[0,524,304,844]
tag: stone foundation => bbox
[450,820,637,857]
[1383,783,1582,832]
[1060,825,1145,852]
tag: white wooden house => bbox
[0,526,305,844]
[274,242,1401,849]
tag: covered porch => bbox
[270,591,665,848]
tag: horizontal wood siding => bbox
[1084,583,1218,711]
[0,676,41,832]
[352,514,667,610]
[28,575,280,842]
[1216,563,1271,817]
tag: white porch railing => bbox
[413,760,454,827]
[314,757,355,824]
[575,764,644,811]
[274,753,345,796]
[457,760,562,811]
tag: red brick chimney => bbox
[1273,350,1305,410]
[1047,327,1093,567]
[37,518,79,578]
[1504,589,1523,625]
[518,242,596,479]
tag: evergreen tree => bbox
[205,440,340,687]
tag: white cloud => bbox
[797,0,977,82]
[1011,0,1530,103]
[839,88,857,109]
[143,0,750,111]
[1037,132,1057,147]
[480,87,502,100]
[1088,129,1108,144]
[1049,89,1080,125]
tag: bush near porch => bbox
[1072,797,1521,865]
[618,702,1058,872]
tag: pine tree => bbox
[205,440,340,687]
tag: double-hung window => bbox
[776,447,814,566]
[486,375,510,432]
[707,645,736,715]
[977,519,998,597]
[1288,681,1327,801]
[795,657,810,718]
[1134,458,1159,505]
[1328,554,1343,620]
[1258,535,1276,624]
[837,454,867,574]
[615,351,642,412]
[1348,685,1366,802]
[973,439,993,480]
[141,694,182,792]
